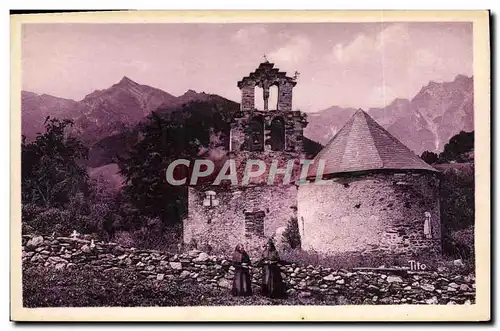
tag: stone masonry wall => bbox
[237,61,296,113]
[240,85,255,113]
[22,234,475,305]
[298,171,441,256]
[184,184,298,257]
[277,81,294,112]
[230,110,308,154]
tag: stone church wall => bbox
[184,184,298,257]
[230,111,307,154]
[298,171,441,257]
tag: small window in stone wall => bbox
[203,191,219,224]
[203,191,219,207]
[244,210,265,237]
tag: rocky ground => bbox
[22,234,476,307]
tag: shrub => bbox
[120,218,184,251]
[443,226,474,260]
[113,201,144,232]
[73,214,94,234]
[21,203,45,234]
[133,229,168,251]
[86,202,116,238]
[452,226,474,248]
[113,231,135,248]
[188,238,198,250]
[436,163,475,234]
[200,242,213,254]
[30,207,72,234]
[282,216,301,250]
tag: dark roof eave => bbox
[301,167,441,181]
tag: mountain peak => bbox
[118,76,138,86]
[427,80,439,88]
[454,74,472,83]
[21,90,39,98]
[182,89,198,96]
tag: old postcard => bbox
[10,10,490,322]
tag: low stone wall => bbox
[22,235,476,305]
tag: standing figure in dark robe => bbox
[230,244,253,296]
[260,239,286,298]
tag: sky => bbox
[22,22,472,112]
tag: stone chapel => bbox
[182,60,442,259]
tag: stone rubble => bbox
[21,234,476,305]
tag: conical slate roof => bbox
[306,109,438,178]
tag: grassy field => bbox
[22,265,342,307]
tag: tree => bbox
[420,151,438,165]
[118,112,192,226]
[117,100,233,227]
[438,131,474,163]
[22,117,90,208]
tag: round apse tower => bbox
[297,109,441,257]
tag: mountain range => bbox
[21,74,474,174]
[304,74,473,155]
[21,76,226,145]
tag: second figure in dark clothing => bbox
[231,243,253,296]
[260,239,286,298]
